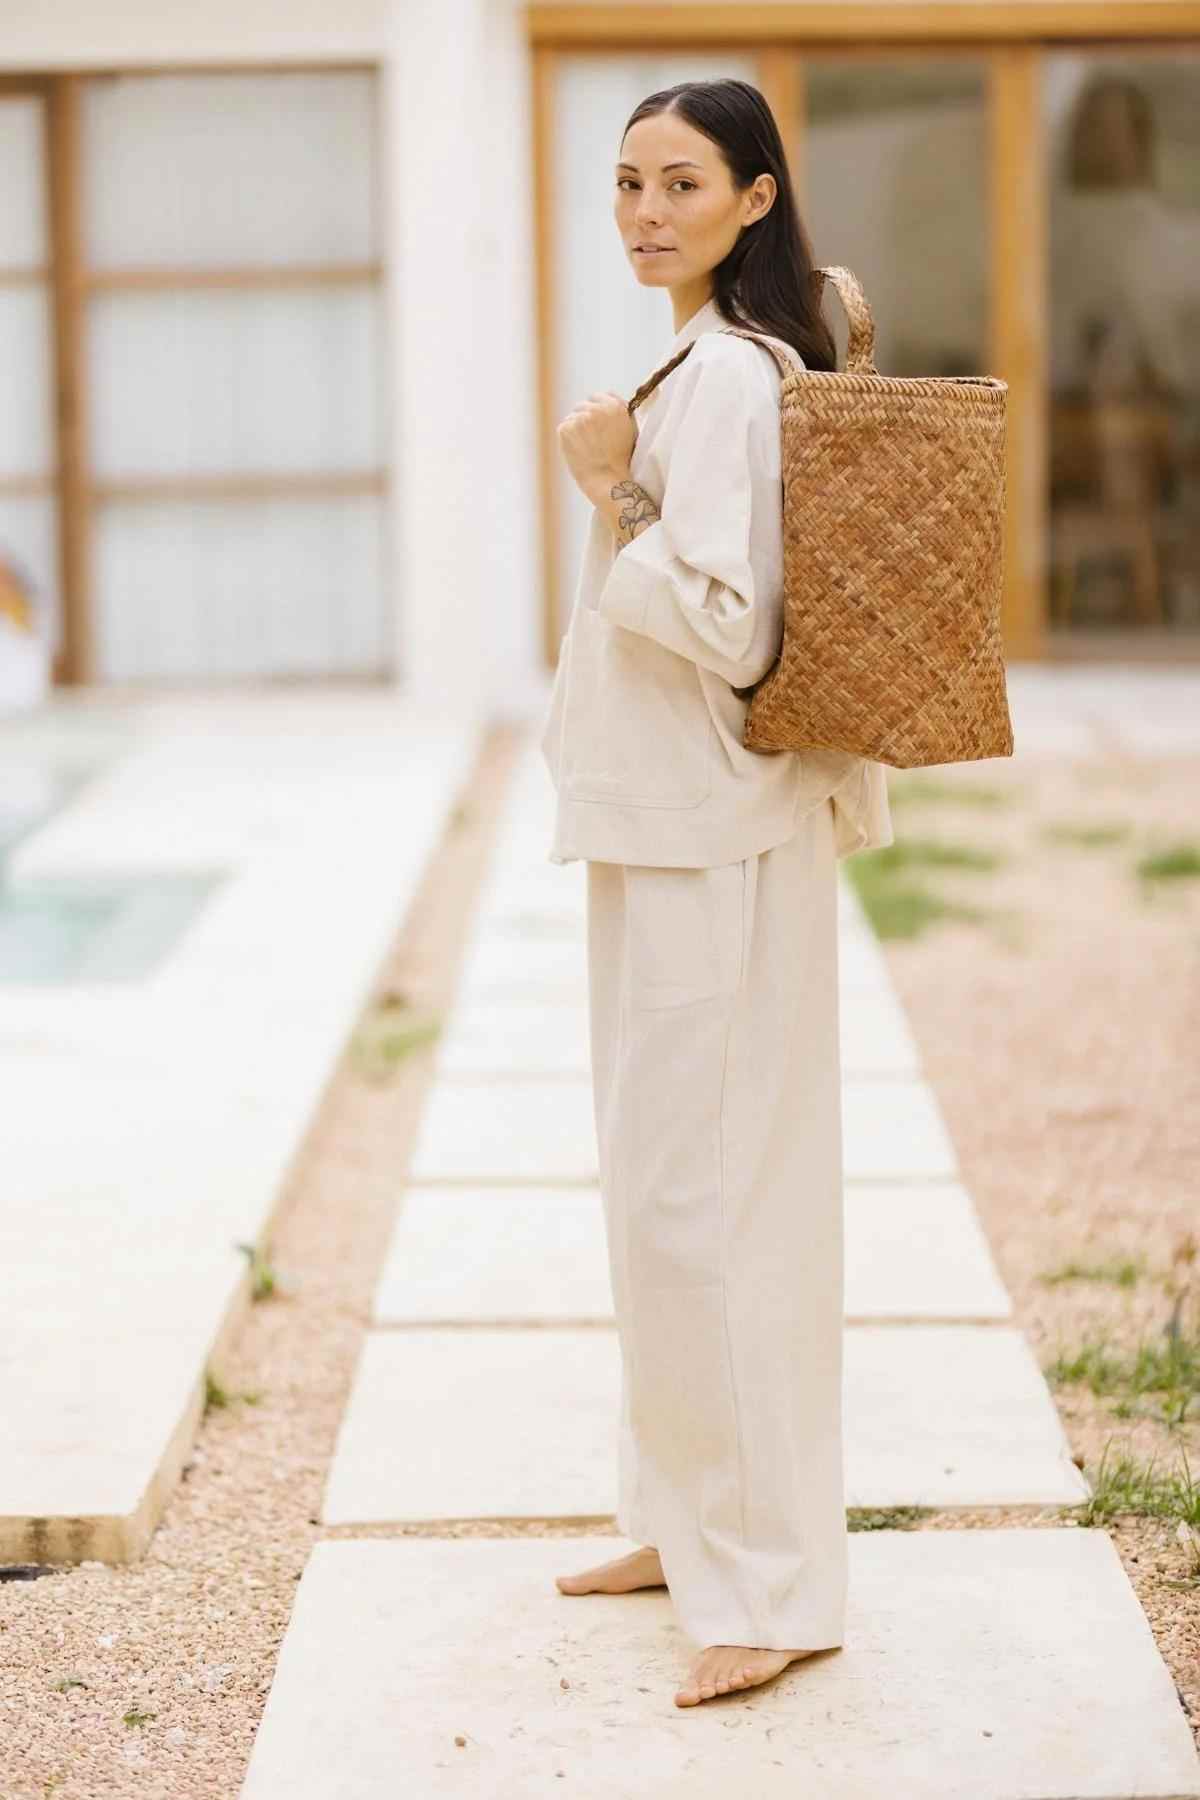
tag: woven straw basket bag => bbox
[627,266,1015,768]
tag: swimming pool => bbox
[0,737,225,984]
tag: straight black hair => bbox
[621,77,837,373]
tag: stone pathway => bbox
[241,734,1200,1797]
[0,692,479,1564]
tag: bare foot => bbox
[555,1545,666,1595]
[674,1644,817,1707]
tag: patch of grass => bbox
[1038,1256,1146,1289]
[845,835,1002,940]
[1045,1328,1200,1429]
[122,1707,156,1729]
[847,1505,934,1532]
[349,986,442,1083]
[868,838,1005,875]
[203,1370,262,1413]
[1039,820,1133,849]
[204,1370,230,1411]
[1135,842,1200,882]
[234,1240,278,1302]
[887,775,1014,811]
[854,880,981,941]
[52,1676,87,1693]
[1066,1439,1200,1540]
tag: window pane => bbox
[800,58,988,377]
[94,496,388,681]
[0,288,55,477]
[89,286,384,478]
[0,97,46,268]
[84,71,378,269]
[1046,51,1200,637]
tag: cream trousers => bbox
[585,793,847,1651]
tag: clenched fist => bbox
[557,391,637,504]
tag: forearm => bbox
[587,471,661,549]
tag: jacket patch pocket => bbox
[565,620,714,811]
[624,860,742,1011]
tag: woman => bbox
[540,78,893,1710]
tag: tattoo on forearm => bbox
[610,479,661,547]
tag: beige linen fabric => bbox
[540,293,894,870]
[587,794,849,1650]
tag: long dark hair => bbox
[621,78,837,372]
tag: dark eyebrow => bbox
[615,160,704,173]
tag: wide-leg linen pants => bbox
[585,793,847,1652]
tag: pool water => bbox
[0,752,224,985]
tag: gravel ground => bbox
[873,745,1200,1749]
[0,729,1196,1797]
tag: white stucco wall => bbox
[0,1,387,67]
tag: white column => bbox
[381,0,547,725]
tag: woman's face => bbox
[614,111,773,293]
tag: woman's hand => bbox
[557,392,637,504]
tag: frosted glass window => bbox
[552,55,755,636]
[0,97,47,268]
[84,72,378,270]
[1045,51,1200,635]
[801,60,988,379]
[94,496,387,681]
[89,286,383,479]
[0,289,55,477]
[0,498,61,655]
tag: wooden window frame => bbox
[2,62,384,684]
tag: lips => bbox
[635,245,674,254]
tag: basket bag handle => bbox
[626,264,879,415]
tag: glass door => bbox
[793,55,990,379]
[1044,47,1200,648]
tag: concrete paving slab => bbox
[371,1187,614,1325]
[434,1003,593,1076]
[320,1328,617,1525]
[840,984,924,1075]
[845,1325,1089,1507]
[241,1529,1200,1800]
[453,932,588,1004]
[435,984,921,1078]
[845,1183,1012,1322]
[842,1077,959,1181]
[370,1182,1009,1327]
[456,912,890,1007]
[407,1077,599,1185]
[320,1322,1085,1525]
[407,1076,958,1186]
[0,694,480,1562]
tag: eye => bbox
[616,178,697,193]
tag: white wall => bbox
[0,1,385,67]
[382,0,546,724]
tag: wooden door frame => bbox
[528,5,1200,668]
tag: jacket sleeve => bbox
[586,335,784,687]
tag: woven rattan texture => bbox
[743,365,1014,767]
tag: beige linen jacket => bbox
[540,295,894,868]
